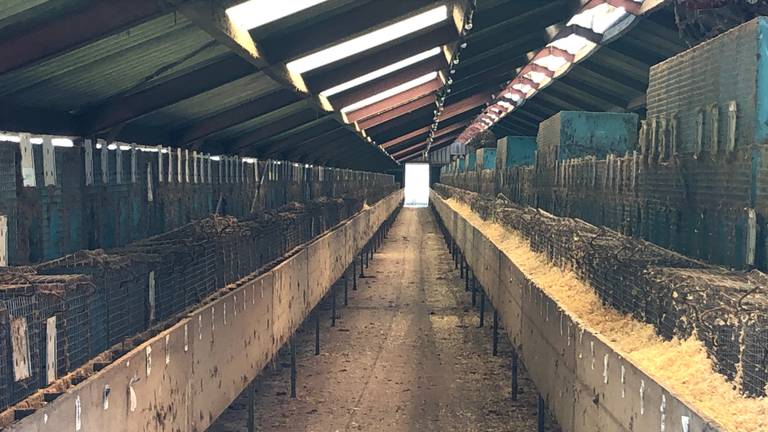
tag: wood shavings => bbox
[444,197,768,432]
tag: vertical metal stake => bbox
[465,267,470,292]
[344,275,349,306]
[331,284,337,328]
[460,255,465,278]
[537,394,545,432]
[471,275,477,306]
[247,381,256,432]
[511,349,519,401]
[353,262,358,291]
[479,290,485,327]
[314,311,320,355]
[492,310,499,356]
[359,252,365,277]
[290,336,297,399]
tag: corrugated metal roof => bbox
[0,0,707,169]
[0,13,226,111]
[206,99,313,141]
[0,0,87,38]
[135,72,280,129]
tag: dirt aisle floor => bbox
[209,207,559,432]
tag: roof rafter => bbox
[0,0,177,76]
[172,89,303,146]
[79,54,256,136]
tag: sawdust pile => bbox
[444,197,768,432]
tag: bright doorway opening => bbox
[404,163,430,207]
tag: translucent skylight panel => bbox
[341,71,439,114]
[226,0,329,31]
[287,5,448,75]
[320,47,442,97]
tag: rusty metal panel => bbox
[272,248,308,349]
[496,253,523,346]
[326,227,347,284]
[307,240,330,309]
[188,275,275,432]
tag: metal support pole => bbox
[247,382,256,432]
[460,255,465,278]
[471,274,477,306]
[290,336,297,399]
[359,252,365,278]
[492,310,499,356]
[511,349,519,401]
[353,262,357,290]
[314,311,320,355]
[331,283,337,328]
[465,267,470,292]
[537,395,545,432]
[344,275,348,306]
[479,290,485,328]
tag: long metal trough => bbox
[430,190,723,432]
[9,190,403,432]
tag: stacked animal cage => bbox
[436,184,768,397]
[0,191,382,414]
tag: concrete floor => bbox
[209,207,559,432]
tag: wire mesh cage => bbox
[435,183,768,397]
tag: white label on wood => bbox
[147,164,154,203]
[46,316,57,384]
[207,154,212,183]
[20,133,36,187]
[115,146,122,184]
[42,136,56,186]
[727,101,737,153]
[0,215,7,266]
[694,109,704,158]
[11,317,31,381]
[131,144,137,183]
[157,145,164,183]
[710,104,719,154]
[201,153,206,183]
[168,147,174,183]
[177,148,182,183]
[185,149,190,183]
[100,140,109,184]
[747,208,757,266]
[84,140,94,186]
[192,151,198,184]
[148,271,156,322]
